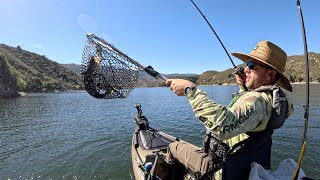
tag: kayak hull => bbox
[131,126,178,179]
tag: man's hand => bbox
[235,74,245,87]
[235,74,249,92]
[166,79,196,96]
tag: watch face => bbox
[184,87,192,95]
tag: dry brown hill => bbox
[196,52,320,85]
[0,44,82,98]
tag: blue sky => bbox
[0,0,319,74]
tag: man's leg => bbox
[166,141,211,176]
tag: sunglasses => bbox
[246,61,271,70]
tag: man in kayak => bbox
[165,40,293,180]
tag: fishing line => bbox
[78,14,98,33]
[82,1,250,99]
[190,0,235,68]
[190,0,247,90]
[96,0,99,26]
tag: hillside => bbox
[62,52,320,88]
[128,52,320,87]
[196,52,320,85]
[0,55,20,98]
[62,63,81,75]
[1,42,318,99]
[124,53,320,87]
[284,52,320,82]
[0,44,82,96]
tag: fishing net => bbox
[81,33,166,99]
[81,34,140,99]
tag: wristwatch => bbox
[184,86,196,95]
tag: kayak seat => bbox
[139,130,176,150]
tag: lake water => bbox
[0,84,319,179]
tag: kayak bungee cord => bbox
[190,0,247,90]
[293,0,310,179]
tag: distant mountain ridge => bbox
[1,42,319,98]
[61,63,81,75]
[0,44,82,98]
[60,63,200,87]
[196,52,320,85]
[62,53,320,87]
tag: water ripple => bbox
[0,86,319,179]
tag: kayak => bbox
[130,103,310,180]
[131,103,195,180]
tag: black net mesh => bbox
[80,34,140,99]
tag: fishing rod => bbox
[82,1,250,100]
[190,0,246,83]
[292,0,310,179]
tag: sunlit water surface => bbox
[0,84,319,179]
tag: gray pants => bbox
[165,141,212,176]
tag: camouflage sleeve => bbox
[187,88,271,140]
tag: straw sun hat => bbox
[231,40,292,92]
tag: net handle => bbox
[87,33,168,82]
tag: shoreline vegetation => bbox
[139,81,319,88]
[10,82,316,100]
[17,81,320,96]
[1,43,320,99]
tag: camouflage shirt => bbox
[187,87,293,146]
[187,87,293,180]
